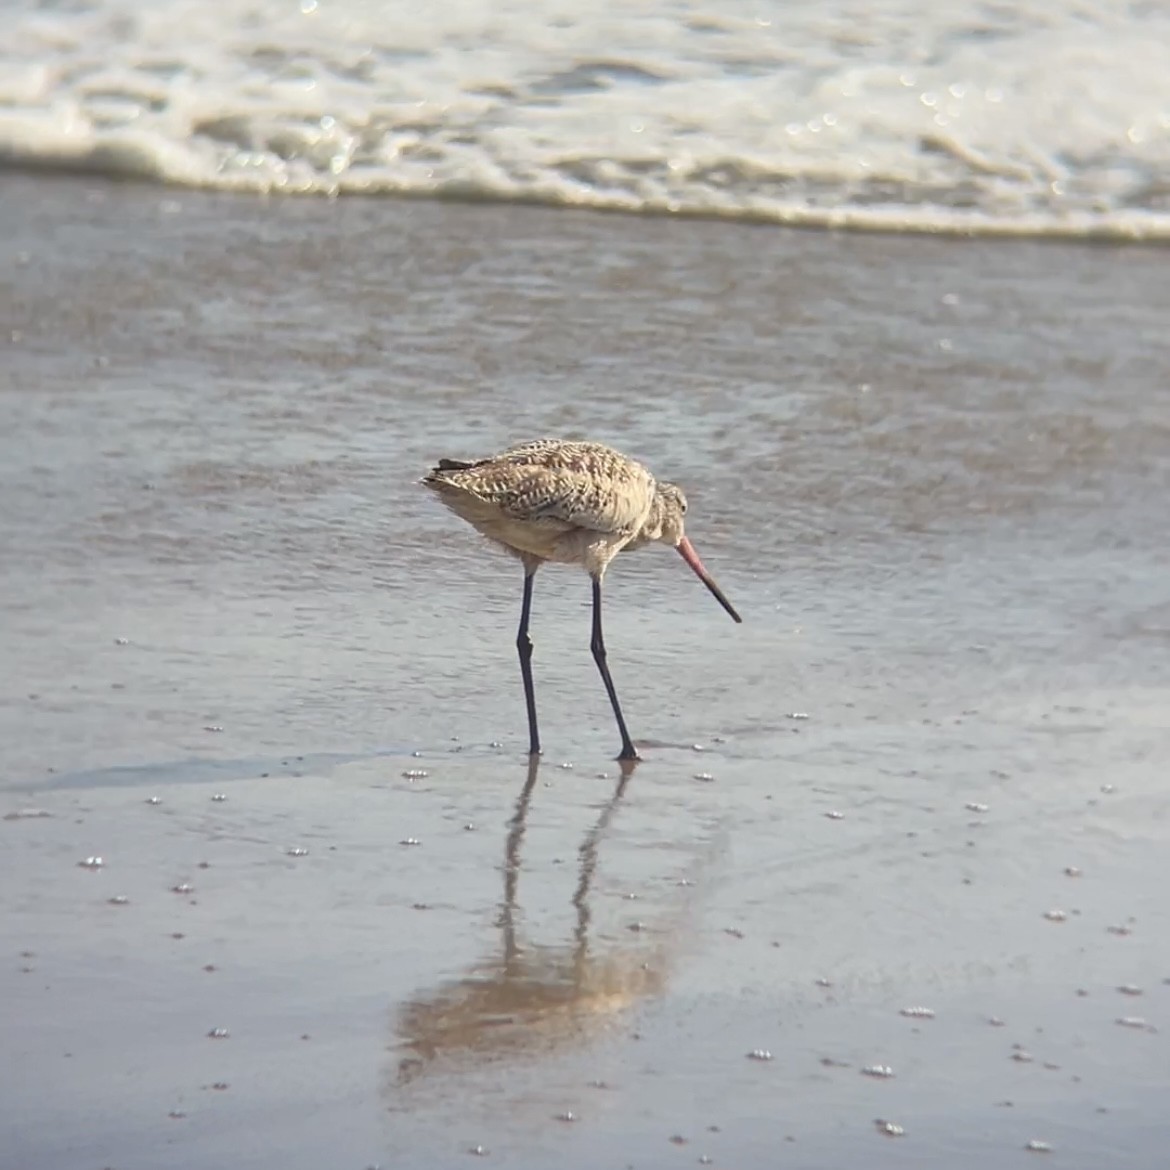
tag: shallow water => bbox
[2,177,1170,1167]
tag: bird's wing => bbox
[446,461,654,536]
[426,441,656,535]
[509,469,650,534]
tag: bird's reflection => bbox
[393,754,679,1086]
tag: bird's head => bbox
[638,481,741,623]
[643,481,688,547]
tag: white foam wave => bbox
[3,0,1169,240]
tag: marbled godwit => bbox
[422,438,741,760]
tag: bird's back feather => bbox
[425,440,655,537]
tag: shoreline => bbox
[3,164,1169,244]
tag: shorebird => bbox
[422,438,742,760]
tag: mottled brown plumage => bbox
[424,439,688,578]
[422,438,741,761]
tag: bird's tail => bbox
[422,456,479,489]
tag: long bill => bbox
[677,536,742,623]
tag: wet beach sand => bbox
[2,175,1170,1168]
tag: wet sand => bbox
[2,175,1170,1168]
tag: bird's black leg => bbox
[590,576,639,761]
[517,569,541,757]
